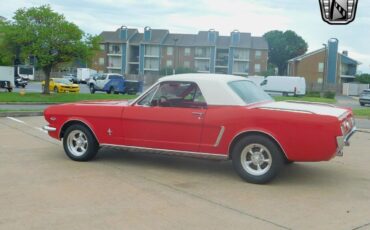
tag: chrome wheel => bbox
[67,130,88,157]
[240,143,272,176]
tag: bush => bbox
[355,74,370,84]
[306,91,321,98]
[323,91,336,99]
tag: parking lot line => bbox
[6,116,26,124]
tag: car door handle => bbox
[192,112,204,119]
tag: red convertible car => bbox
[43,74,356,184]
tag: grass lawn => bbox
[274,96,336,104]
[353,108,370,118]
[0,92,137,103]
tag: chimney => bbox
[342,50,348,56]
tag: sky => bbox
[1,0,369,73]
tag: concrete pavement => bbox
[1,116,370,230]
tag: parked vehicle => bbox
[63,74,78,84]
[359,89,370,106]
[14,65,34,88]
[42,78,80,93]
[43,74,356,184]
[0,66,14,92]
[88,73,140,94]
[247,76,306,96]
[77,68,97,84]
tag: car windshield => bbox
[228,80,273,104]
[53,78,72,84]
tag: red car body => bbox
[43,74,356,183]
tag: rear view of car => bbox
[359,89,370,106]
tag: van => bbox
[260,76,306,96]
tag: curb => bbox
[0,111,44,117]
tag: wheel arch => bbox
[228,130,289,160]
[59,120,99,144]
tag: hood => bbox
[255,101,349,119]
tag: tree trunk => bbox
[42,65,52,94]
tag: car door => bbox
[96,74,108,89]
[123,81,206,152]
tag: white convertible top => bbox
[157,74,249,106]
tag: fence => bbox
[342,83,370,96]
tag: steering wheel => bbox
[158,96,170,106]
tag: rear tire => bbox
[231,135,284,184]
[360,102,365,106]
[63,124,99,161]
[8,88,12,92]
[90,84,95,94]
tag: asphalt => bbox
[1,116,370,230]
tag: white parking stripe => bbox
[6,117,26,124]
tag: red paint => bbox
[44,99,353,162]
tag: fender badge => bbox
[107,128,113,136]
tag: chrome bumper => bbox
[336,126,356,156]
[43,125,56,132]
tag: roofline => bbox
[288,48,325,62]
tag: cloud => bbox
[0,0,369,73]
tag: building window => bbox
[99,44,105,51]
[99,57,104,66]
[166,60,173,67]
[184,48,191,56]
[318,62,324,73]
[184,61,190,68]
[254,64,261,73]
[255,50,261,59]
[167,47,173,56]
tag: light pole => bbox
[173,38,178,75]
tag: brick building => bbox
[287,39,360,90]
[93,26,268,78]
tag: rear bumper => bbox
[43,125,56,132]
[336,126,356,156]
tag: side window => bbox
[137,82,206,108]
[137,85,159,106]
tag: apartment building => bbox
[287,38,360,88]
[93,26,268,77]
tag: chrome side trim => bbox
[214,126,225,147]
[43,125,56,132]
[285,100,337,108]
[59,119,100,143]
[229,130,289,159]
[257,107,315,114]
[100,144,228,160]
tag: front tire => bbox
[231,135,284,184]
[53,87,58,93]
[63,124,99,161]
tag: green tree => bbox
[355,74,370,84]
[263,30,308,75]
[2,5,100,94]
[0,19,14,66]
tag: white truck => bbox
[248,76,306,96]
[0,66,15,92]
[77,68,97,83]
[260,76,306,96]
